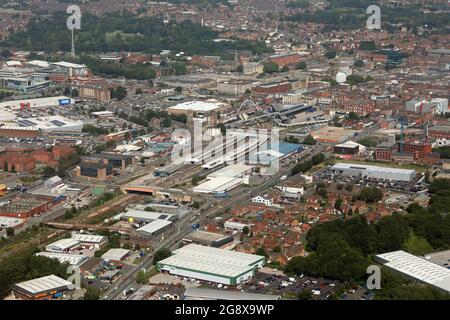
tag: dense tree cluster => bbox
[358,187,383,203]
[0,247,69,299]
[285,2,449,32]
[3,12,272,57]
[285,179,450,295]
[291,153,325,175]
[153,248,172,265]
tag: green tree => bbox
[242,226,250,235]
[272,246,282,253]
[136,269,152,284]
[161,118,172,127]
[303,134,316,145]
[358,187,383,203]
[401,232,433,256]
[324,50,336,59]
[311,153,325,165]
[83,287,101,300]
[110,86,127,100]
[347,111,359,120]
[295,61,307,70]
[10,164,15,173]
[256,247,268,258]
[217,123,226,136]
[0,49,12,58]
[153,248,172,265]
[0,247,69,299]
[263,61,279,73]
[42,166,57,177]
[297,289,313,300]
[6,227,14,237]
[354,59,365,68]
[334,198,343,210]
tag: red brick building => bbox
[191,55,221,68]
[32,150,54,164]
[253,82,291,94]
[340,100,376,116]
[79,85,111,102]
[0,153,36,173]
[52,146,76,160]
[375,141,397,161]
[268,53,301,68]
[429,125,450,139]
[0,195,55,218]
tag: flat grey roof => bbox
[184,287,281,300]
[13,274,74,295]
[158,244,264,278]
[375,250,450,294]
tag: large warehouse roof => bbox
[71,233,106,244]
[331,162,415,175]
[168,100,225,112]
[45,238,80,251]
[158,244,264,278]
[136,219,172,235]
[193,177,243,194]
[13,274,74,295]
[122,209,174,221]
[0,96,73,110]
[101,248,130,261]
[207,164,252,179]
[0,216,23,228]
[184,287,280,300]
[375,250,450,293]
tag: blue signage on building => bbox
[58,98,71,106]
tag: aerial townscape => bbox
[0,0,449,307]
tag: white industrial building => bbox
[101,248,130,262]
[71,233,107,248]
[35,252,88,267]
[207,164,252,179]
[224,220,251,232]
[251,195,272,207]
[0,108,17,121]
[184,287,281,300]
[45,238,80,253]
[136,219,173,238]
[193,163,253,194]
[0,216,24,228]
[157,244,265,285]
[12,274,76,299]
[0,96,74,110]
[330,163,416,182]
[118,209,177,222]
[375,250,450,294]
[6,115,84,132]
[167,100,226,113]
[193,176,243,194]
